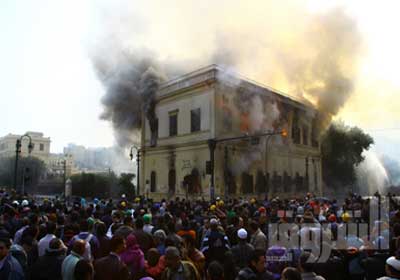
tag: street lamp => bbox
[14,134,34,192]
[130,146,141,195]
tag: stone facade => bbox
[140,65,322,200]
[0,132,75,180]
[0,132,51,161]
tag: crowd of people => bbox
[1,189,400,280]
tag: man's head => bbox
[207,261,224,280]
[48,238,67,255]
[210,218,218,231]
[250,221,259,234]
[143,214,152,225]
[46,221,56,235]
[249,249,266,273]
[386,256,400,278]
[183,234,195,251]
[147,248,161,267]
[135,218,144,230]
[72,239,86,256]
[0,238,10,260]
[153,229,166,245]
[165,246,181,271]
[110,235,126,254]
[237,228,248,241]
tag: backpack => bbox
[76,233,93,261]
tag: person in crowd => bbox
[114,216,134,239]
[145,248,165,280]
[62,239,86,280]
[93,235,129,280]
[106,212,122,238]
[281,267,302,280]
[231,228,255,270]
[378,256,400,280]
[30,237,67,280]
[74,259,94,280]
[119,233,145,278]
[94,222,110,259]
[153,230,166,255]
[133,218,154,254]
[166,223,183,251]
[69,220,99,261]
[0,237,25,280]
[201,218,230,266]
[143,214,154,234]
[38,221,61,257]
[161,246,200,280]
[298,252,326,280]
[249,221,267,251]
[207,261,224,280]
[182,234,205,277]
[236,249,274,280]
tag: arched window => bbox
[150,171,156,192]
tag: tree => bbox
[118,173,136,199]
[0,156,46,188]
[70,172,113,198]
[321,121,374,189]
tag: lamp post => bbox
[130,146,141,196]
[14,134,34,192]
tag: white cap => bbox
[237,228,248,239]
[21,200,29,206]
[210,218,218,225]
[387,256,400,271]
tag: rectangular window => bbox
[191,108,201,132]
[40,143,44,151]
[302,126,309,146]
[150,118,158,147]
[169,112,178,136]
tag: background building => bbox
[0,132,51,161]
[140,65,322,200]
[0,131,75,185]
[64,143,134,174]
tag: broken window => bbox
[169,112,178,137]
[223,108,233,132]
[191,108,201,132]
[292,110,301,144]
[241,172,254,194]
[150,118,158,147]
[255,170,266,194]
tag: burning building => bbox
[139,65,322,200]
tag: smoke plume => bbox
[93,51,167,147]
[90,1,362,145]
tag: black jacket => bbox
[29,249,66,280]
[236,267,274,280]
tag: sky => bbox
[1,0,400,162]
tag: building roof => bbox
[157,64,315,112]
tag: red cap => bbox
[328,214,337,222]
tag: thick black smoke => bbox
[95,54,166,147]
